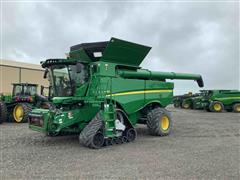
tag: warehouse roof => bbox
[0,59,43,71]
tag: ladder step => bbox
[107,120,115,122]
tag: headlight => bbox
[29,114,44,127]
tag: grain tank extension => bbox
[29,37,204,148]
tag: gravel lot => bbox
[0,107,239,179]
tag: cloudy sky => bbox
[1,1,239,94]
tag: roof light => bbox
[93,52,102,58]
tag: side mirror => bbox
[76,62,83,73]
[43,69,48,79]
[40,85,44,95]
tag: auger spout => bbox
[117,69,204,87]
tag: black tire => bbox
[147,107,172,136]
[79,112,104,149]
[173,102,179,108]
[233,103,240,113]
[209,101,224,112]
[0,100,8,123]
[126,128,137,142]
[182,101,191,109]
[12,103,32,123]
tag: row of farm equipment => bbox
[0,37,238,149]
[173,90,240,112]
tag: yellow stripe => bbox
[216,97,240,100]
[106,89,172,97]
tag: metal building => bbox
[0,59,48,94]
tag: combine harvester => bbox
[29,38,204,148]
[175,90,240,112]
[192,90,240,112]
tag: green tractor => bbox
[180,91,207,109]
[191,90,209,109]
[0,83,50,123]
[173,92,200,108]
[29,37,204,148]
[193,90,240,112]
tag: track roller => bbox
[125,128,137,142]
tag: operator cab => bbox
[43,60,89,97]
[12,83,38,96]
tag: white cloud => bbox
[1,1,239,93]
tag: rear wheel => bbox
[209,101,224,112]
[233,103,240,113]
[0,100,7,123]
[147,107,172,136]
[13,103,32,123]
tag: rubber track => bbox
[79,112,103,148]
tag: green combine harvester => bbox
[173,92,197,108]
[192,90,240,112]
[29,37,204,148]
[0,83,50,123]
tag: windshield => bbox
[13,85,37,96]
[49,63,88,97]
[50,65,72,97]
[13,85,23,96]
[69,64,89,86]
[23,85,37,96]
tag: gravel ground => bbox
[0,107,239,180]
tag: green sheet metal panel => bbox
[69,49,92,62]
[101,37,151,66]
